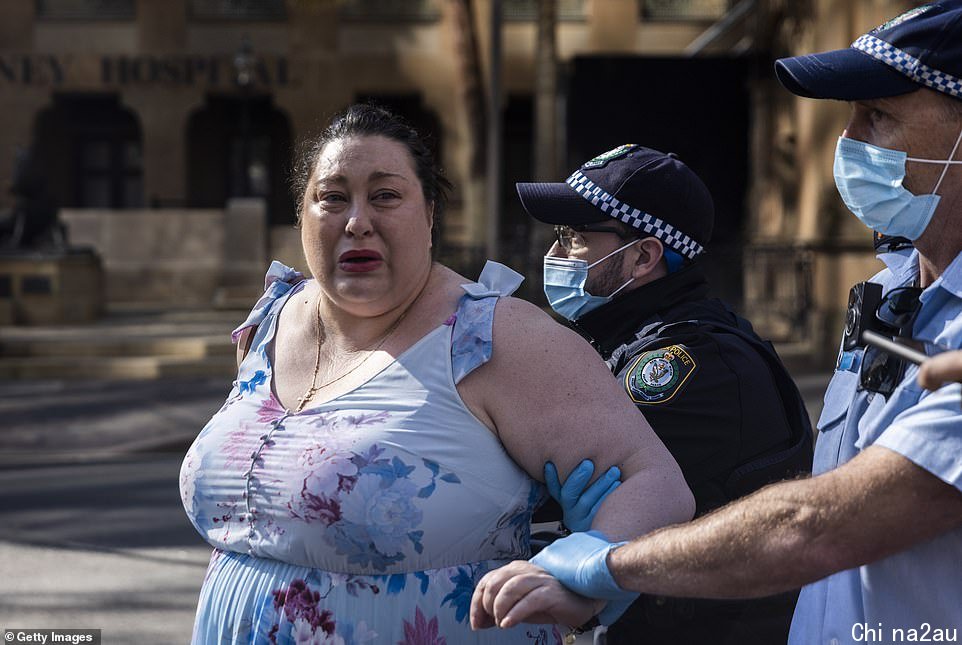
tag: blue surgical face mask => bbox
[543,239,637,321]
[833,128,962,240]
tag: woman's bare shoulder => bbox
[491,295,595,360]
[429,264,587,355]
[429,263,475,291]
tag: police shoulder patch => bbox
[582,144,638,170]
[625,344,697,405]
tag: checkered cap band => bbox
[852,34,962,99]
[565,170,706,260]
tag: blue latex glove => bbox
[544,460,621,532]
[530,530,639,625]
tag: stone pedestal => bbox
[61,208,225,306]
[0,250,104,325]
[214,197,268,308]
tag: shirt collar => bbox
[879,247,919,286]
[886,247,962,304]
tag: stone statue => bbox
[0,147,65,252]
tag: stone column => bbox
[122,90,205,205]
[216,197,269,307]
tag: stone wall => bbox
[61,199,275,307]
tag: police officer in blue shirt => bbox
[470,2,962,642]
[517,146,813,643]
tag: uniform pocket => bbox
[816,370,858,432]
[854,379,924,450]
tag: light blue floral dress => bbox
[180,261,562,645]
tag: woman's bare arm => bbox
[459,297,694,540]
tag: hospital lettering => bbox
[101,56,222,85]
[100,55,288,86]
[0,54,288,87]
[0,55,64,85]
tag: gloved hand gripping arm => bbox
[544,459,621,533]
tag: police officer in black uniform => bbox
[517,145,814,644]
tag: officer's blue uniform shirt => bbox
[789,248,962,644]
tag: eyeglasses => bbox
[859,286,923,396]
[553,224,634,251]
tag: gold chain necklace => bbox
[294,279,428,413]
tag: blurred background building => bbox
[0,0,929,365]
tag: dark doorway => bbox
[567,56,751,305]
[33,93,144,209]
[186,95,294,225]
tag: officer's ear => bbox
[630,237,666,281]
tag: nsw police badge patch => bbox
[874,4,933,33]
[582,144,638,169]
[625,345,697,405]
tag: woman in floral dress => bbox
[180,104,694,644]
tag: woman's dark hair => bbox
[291,103,452,222]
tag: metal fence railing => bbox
[503,0,586,22]
[36,0,135,21]
[742,244,815,344]
[339,0,440,22]
[641,0,734,21]
[189,0,286,21]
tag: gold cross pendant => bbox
[295,387,317,413]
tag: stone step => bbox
[0,307,244,380]
[0,335,232,358]
[0,354,237,380]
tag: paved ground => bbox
[0,378,227,644]
[0,370,832,644]
[0,455,208,644]
[0,377,230,460]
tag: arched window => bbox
[32,93,143,209]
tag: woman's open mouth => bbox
[338,249,384,273]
